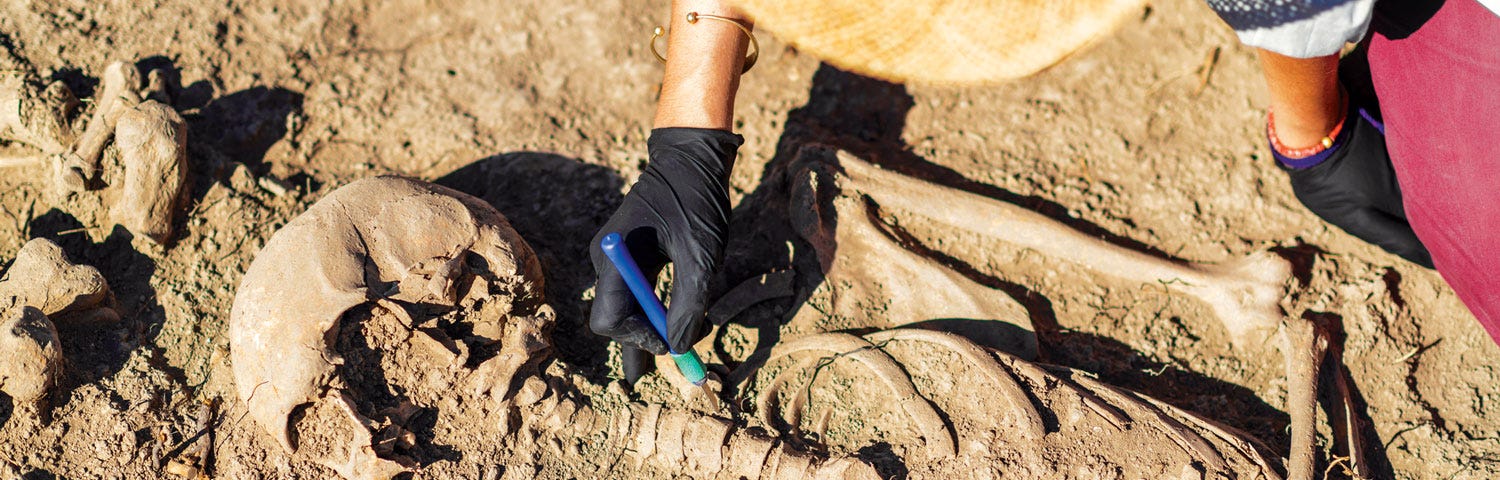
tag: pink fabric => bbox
[1368,0,1500,343]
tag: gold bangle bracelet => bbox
[650,12,759,74]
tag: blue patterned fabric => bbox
[1205,0,1375,57]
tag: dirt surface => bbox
[1,0,1497,478]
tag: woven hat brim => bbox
[735,0,1148,85]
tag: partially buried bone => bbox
[1281,317,1330,480]
[0,238,119,324]
[230,176,877,479]
[58,61,142,191]
[737,328,1283,478]
[788,148,1037,359]
[499,380,877,479]
[110,100,190,244]
[0,69,78,154]
[0,303,63,418]
[0,238,120,423]
[1,60,192,240]
[792,148,1292,347]
[230,176,546,455]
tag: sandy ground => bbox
[1,0,1497,478]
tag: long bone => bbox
[57,61,142,191]
[788,148,1347,477]
[788,148,1037,359]
[1281,317,1331,480]
[802,149,1293,345]
[798,148,1374,477]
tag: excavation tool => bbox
[599,232,708,385]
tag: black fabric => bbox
[1206,0,1361,30]
[589,127,742,379]
[1278,100,1434,268]
[1371,0,1447,39]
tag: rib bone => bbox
[749,332,957,459]
[737,328,1283,478]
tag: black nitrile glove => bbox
[1275,101,1434,268]
[589,127,742,382]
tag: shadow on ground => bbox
[436,152,626,381]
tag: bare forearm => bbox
[653,0,751,130]
[1258,49,1344,148]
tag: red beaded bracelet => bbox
[1267,109,1346,159]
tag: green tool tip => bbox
[672,351,707,386]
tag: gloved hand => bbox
[589,127,742,381]
[1275,100,1434,268]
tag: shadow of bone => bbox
[435,152,625,380]
[1310,310,1396,480]
[720,63,1293,449]
[187,86,303,172]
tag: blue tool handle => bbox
[599,233,672,347]
[599,233,708,385]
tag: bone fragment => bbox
[0,304,63,415]
[683,416,733,473]
[0,238,115,321]
[466,305,554,403]
[110,100,189,244]
[1330,359,1371,479]
[813,457,882,480]
[312,392,412,480]
[0,153,43,168]
[59,61,142,191]
[630,403,663,466]
[725,431,776,478]
[807,149,1292,345]
[141,68,171,104]
[769,444,813,480]
[652,408,690,466]
[0,73,77,154]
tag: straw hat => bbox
[732,0,1147,85]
